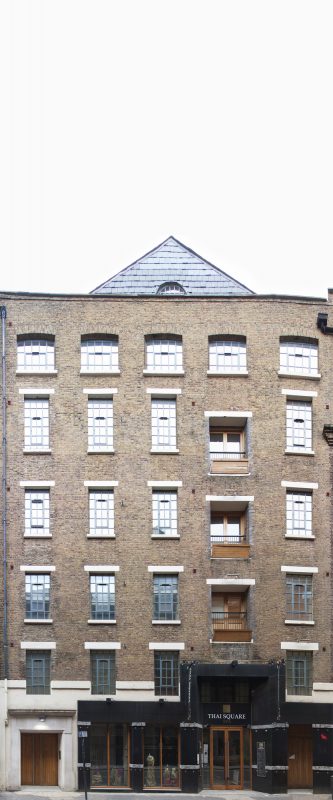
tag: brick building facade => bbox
[0,237,333,791]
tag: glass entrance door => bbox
[210,728,242,789]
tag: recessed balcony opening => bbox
[210,499,250,559]
[211,588,252,643]
[209,416,249,475]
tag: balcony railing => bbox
[210,533,246,545]
[212,611,247,630]
[210,450,247,460]
[211,611,252,642]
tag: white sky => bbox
[1,1,332,297]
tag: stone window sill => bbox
[87,448,114,454]
[207,370,248,377]
[151,448,179,454]
[23,449,52,454]
[80,369,120,375]
[285,449,315,456]
[16,370,58,375]
[278,370,321,380]
[143,369,185,376]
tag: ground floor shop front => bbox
[78,662,333,793]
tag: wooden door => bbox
[288,725,312,788]
[21,733,59,785]
[21,734,34,785]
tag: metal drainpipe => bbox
[1,305,8,679]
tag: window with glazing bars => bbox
[26,651,50,694]
[210,511,244,544]
[280,341,318,375]
[286,651,312,695]
[24,399,50,450]
[286,401,312,450]
[25,490,50,536]
[154,651,179,696]
[90,574,115,620]
[17,338,55,372]
[88,399,113,450]
[209,338,247,372]
[25,573,50,620]
[89,491,114,536]
[81,338,119,372]
[286,492,312,537]
[153,575,179,620]
[209,429,245,459]
[152,491,177,536]
[151,399,177,449]
[146,338,182,371]
[91,651,116,694]
[286,574,313,621]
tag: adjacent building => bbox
[1,236,333,792]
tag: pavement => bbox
[0,790,331,800]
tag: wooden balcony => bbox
[211,537,250,559]
[212,612,252,642]
[210,455,249,475]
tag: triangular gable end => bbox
[91,236,254,296]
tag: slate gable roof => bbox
[91,237,254,296]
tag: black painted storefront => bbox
[78,661,333,793]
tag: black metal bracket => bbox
[317,312,333,334]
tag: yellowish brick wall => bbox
[0,292,331,685]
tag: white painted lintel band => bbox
[148,566,184,573]
[149,642,185,650]
[147,480,182,488]
[84,481,118,487]
[84,642,121,650]
[281,566,318,574]
[207,578,255,586]
[21,641,56,649]
[19,388,54,395]
[83,388,118,395]
[146,388,182,395]
[20,565,56,572]
[84,565,119,573]
[204,411,252,418]
[281,389,317,398]
[281,641,319,651]
[20,481,55,487]
[206,495,254,502]
[281,481,318,489]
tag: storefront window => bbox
[90,724,129,787]
[144,725,179,788]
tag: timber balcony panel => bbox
[212,612,252,643]
[210,456,249,475]
[211,542,250,559]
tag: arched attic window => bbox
[17,335,55,372]
[208,335,247,374]
[81,334,119,373]
[157,282,186,295]
[145,334,183,373]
